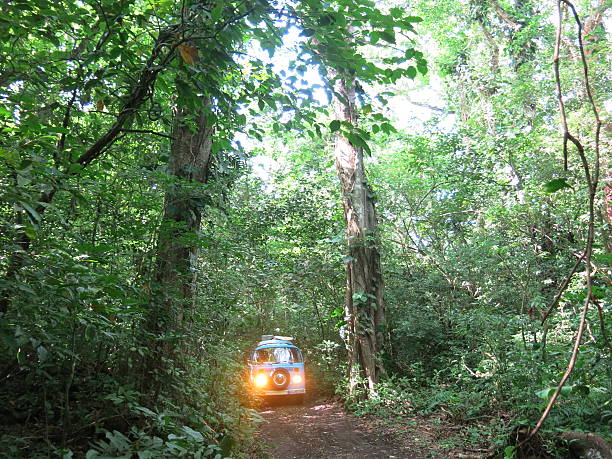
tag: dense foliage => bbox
[1,0,610,457]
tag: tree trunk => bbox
[332,75,385,397]
[145,102,213,388]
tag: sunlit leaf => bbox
[178,44,198,65]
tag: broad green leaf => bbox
[346,132,371,155]
[19,201,41,223]
[219,435,234,457]
[379,31,395,44]
[182,426,204,442]
[390,7,403,19]
[543,178,573,193]
[417,64,428,75]
[329,120,341,132]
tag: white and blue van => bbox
[248,335,305,402]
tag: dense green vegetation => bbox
[1,0,610,457]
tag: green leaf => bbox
[543,178,573,193]
[0,147,20,166]
[560,385,574,396]
[235,113,247,125]
[346,132,371,155]
[407,66,417,79]
[390,7,403,19]
[535,388,553,399]
[182,426,204,442]
[329,120,341,132]
[68,163,84,173]
[301,28,315,37]
[17,174,31,186]
[379,31,395,44]
[37,345,49,361]
[318,14,334,27]
[24,223,37,239]
[19,201,41,223]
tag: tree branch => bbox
[489,0,521,31]
[120,129,174,140]
[75,27,177,166]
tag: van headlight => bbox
[254,373,268,387]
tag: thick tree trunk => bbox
[332,75,385,396]
[146,103,213,375]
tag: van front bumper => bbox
[257,388,305,396]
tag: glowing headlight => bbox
[254,373,268,387]
[292,374,302,384]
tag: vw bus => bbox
[248,335,305,402]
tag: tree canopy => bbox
[0,0,610,457]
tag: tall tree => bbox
[332,72,386,395]
[295,0,428,397]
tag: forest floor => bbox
[249,390,490,459]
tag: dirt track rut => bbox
[254,397,438,459]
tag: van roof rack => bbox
[260,335,294,341]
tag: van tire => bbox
[271,368,290,390]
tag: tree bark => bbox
[145,101,213,382]
[331,74,385,397]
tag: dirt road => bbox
[253,396,455,459]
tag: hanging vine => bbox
[520,0,603,447]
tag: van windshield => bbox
[253,347,302,363]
